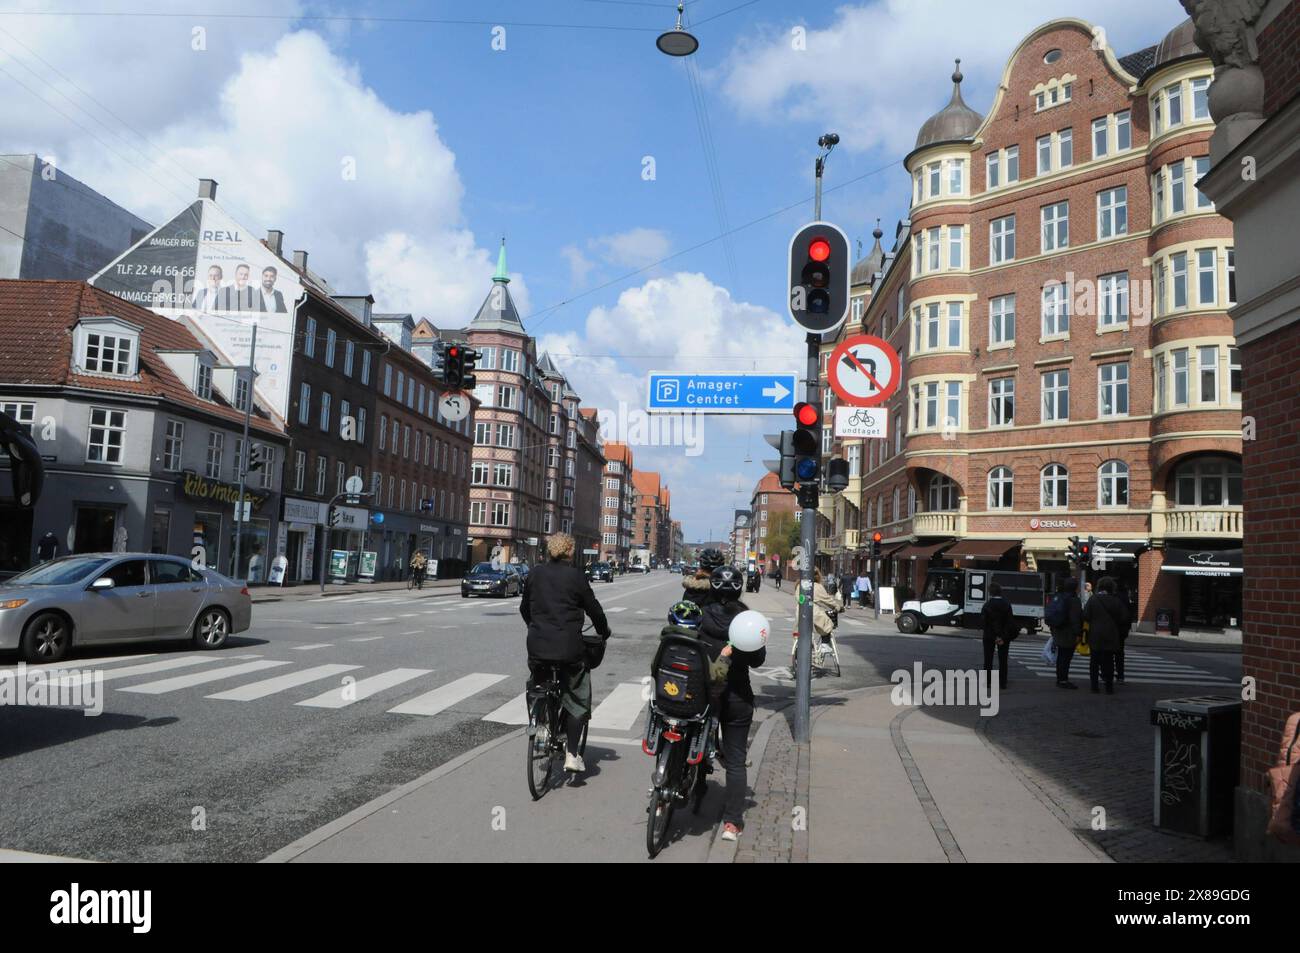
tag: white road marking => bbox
[349,637,384,643]
[206,664,362,701]
[590,682,646,731]
[371,617,396,622]
[398,614,419,618]
[47,655,233,688]
[119,659,291,694]
[0,653,158,677]
[296,668,431,709]
[606,607,628,613]
[291,643,332,651]
[388,673,507,717]
[482,692,528,724]
[401,630,421,635]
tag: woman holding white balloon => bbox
[697,565,768,842]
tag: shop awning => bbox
[1161,547,1242,576]
[1092,539,1149,561]
[893,540,955,561]
[944,538,1021,561]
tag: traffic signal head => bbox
[872,531,883,557]
[764,431,797,490]
[460,347,478,391]
[444,344,463,389]
[328,507,342,527]
[792,401,821,484]
[247,444,264,472]
[826,457,850,493]
[787,222,851,334]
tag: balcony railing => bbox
[912,511,965,536]
[1155,506,1243,539]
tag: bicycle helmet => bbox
[710,565,744,600]
[667,600,703,628]
[698,548,725,572]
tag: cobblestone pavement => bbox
[734,711,808,863]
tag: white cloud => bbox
[589,227,672,269]
[0,13,520,325]
[718,0,1183,158]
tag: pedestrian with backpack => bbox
[1046,577,1083,689]
[980,582,1015,691]
[1083,576,1129,694]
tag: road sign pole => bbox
[795,330,818,745]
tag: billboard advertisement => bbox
[90,199,304,422]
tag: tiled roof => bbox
[632,469,660,497]
[1118,45,1158,78]
[0,279,283,437]
[604,441,631,464]
[754,471,792,495]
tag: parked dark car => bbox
[461,562,522,598]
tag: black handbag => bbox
[582,633,607,670]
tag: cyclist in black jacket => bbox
[696,565,765,842]
[520,533,611,773]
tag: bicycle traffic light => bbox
[792,401,821,484]
[787,222,851,334]
[763,431,797,490]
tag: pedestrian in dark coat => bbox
[1082,576,1129,694]
[1050,577,1083,688]
[980,583,1015,690]
[839,572,855,609]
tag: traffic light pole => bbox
[231,320,258,583]
[795,330,819,745]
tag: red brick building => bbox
[1194,0,1300,860]
[751,471,797,573]
[599,442,634,565]
[853,16,1238,626]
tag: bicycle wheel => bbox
[646,787,675,858]
[527,695,557,800]
[824,636,842,677]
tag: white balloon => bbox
[729,610,770,652]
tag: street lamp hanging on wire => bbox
[656,2,698,56]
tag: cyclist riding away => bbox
[520,533,611,774]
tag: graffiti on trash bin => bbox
[1160,741,1199,805]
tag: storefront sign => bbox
[1028,517,1076,530]
[419,524,438,534]
[1155,607,1173,633]
[269,555,288,586]
[178,471,267,510]
[332,506,369,530]
[358,551,378,579]
[284,497,324,525]
[328,550,349,578]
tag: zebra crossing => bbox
[1008,641,1236,687]
[0,652,651,730]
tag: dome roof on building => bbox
[914,59,982,150]
[851,221,884,286]
[1152,16,1198,70]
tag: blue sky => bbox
[0,0,1186,538]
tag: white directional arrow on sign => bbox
[762,381,791,403]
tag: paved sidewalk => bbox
[250,578,460,604]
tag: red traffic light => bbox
[448,346,460,357]
[808,238,831,262]
[794,402,819,427]
[872,532,882,543]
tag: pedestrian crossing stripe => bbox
[7,652,654,730]
[1007,643,1236,686]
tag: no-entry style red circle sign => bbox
[827,335,901,407]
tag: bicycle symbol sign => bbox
[827,335,900,407]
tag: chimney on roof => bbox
[198,178,218,200]
[267,230,284,257]
[293,250,308,274]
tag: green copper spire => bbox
[493,237,510,284]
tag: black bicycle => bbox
[407,566,426,591]
[526,647,591,801]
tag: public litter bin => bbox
[1151,696,1241,837]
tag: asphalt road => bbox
[0,572,1242,862]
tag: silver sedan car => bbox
[0,553,253,663]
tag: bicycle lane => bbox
[262,715,723,863]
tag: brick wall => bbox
[1260,0,1300,117]
[1239,318,1300,793]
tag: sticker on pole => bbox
[833,406,888,439]
[827,335,900,407]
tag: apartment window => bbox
[1227,248,1236,304]
[343,340,355,377]
[303,317,317,358]
[1041,201,1068,252]
[474,422,489,445]
[1197,249,1217,305]
[1092,117,1108,158]
[231,438,245,481]
[378,415,388,451]
[361,349,372,385]
[912,382,940,429]
[1059,128,1072,168]
[927,162,940,197]
[1099,272,1129,326]
[1099,460,1129,507]
[472,462,489,485]
[501,349,519,373]
[1170,162,1186,214]
[1037,134,1052,174]
[990,215,1015,264]
[947,226,963,269]
[402,425,410,459]
[470,501,487,525]
[383,364,392,396]
[339,399,351,440]
[1173,349,1189,406]
[1098,186,1127,238]
[1153,171,1165,223]
[946,302,963,347]
[1042,369,1069,421]
[206,431,224,478]
[1175,458,1242,507]
[479,347,497,370]
[259,448,275,489]
[1194,156,1213,209]
[1199,346,1219,403]
[491,502,510,527]
[336,461,346,496]
[1154,92,1163,133]
[948,158,964,194]
[1041,464,1068,508]
[1171,252,1188,309]
[234,374,250,413]
[497,424,516,448]
[1099,362,1129,417]
[319,391,331,432]
[928,474,959,511]
[987,466,1013,509]
[1155,354,1167,413]
[84,330,136,376]
[195,363,213,400]
[356,407,366,445]
[1229,348,1242,401]
[493,463,512,487]
[316,456,328,495]
[894,413,902,455]
[163,420,184,471]
[390,419,398,453]
[989,377,1015,427]
[945,382,961,431]
[1006,146,1019,183]
[1041,282,1070,337]
[1116,110,1131,150]
[324,329,337,368]
[927,227,940,272]
[1191,77,1210,120]
[294,450,306,492]
[990,294,1015,345]
[985,152,999,189]
[923,303,940,349]
[1166,82,1183,127]
[497,385,516,410]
